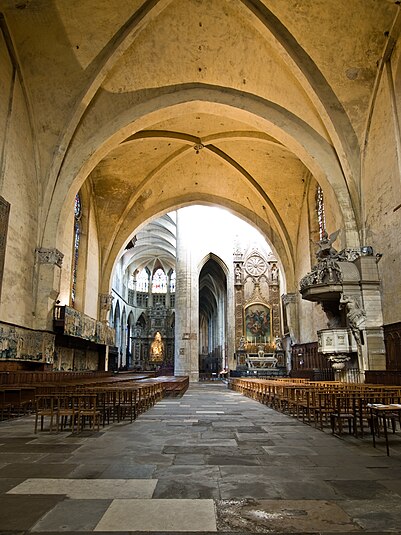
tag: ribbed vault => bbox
[1,0,396,301]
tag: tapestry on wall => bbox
[0,196,10,300]
[62,306,115,346]
[0,322,55,363]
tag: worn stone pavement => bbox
[1,382,401,534]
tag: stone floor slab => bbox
[98,463,155,479]
[31,499,111,532]
[0,462,78,478]
[173,454,205,465]
[8,478,157,498]
[339,498,401,532]
[94,499,217,531]
[0,495,64,530]
[327,480,395,500]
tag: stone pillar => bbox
[282,293,297,371]
[166,271,171,308]
[99,293,113,323]
[132,273,137,306]
[225,267,235,372]
[34,247,64,330]
[148,272,153,308]
[174,210,199,382]
[282,293,298,340]
[355,255,386,370]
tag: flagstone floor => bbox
[1,382,401,534]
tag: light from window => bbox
[170,270,176,293]
[136,268,149,292]
[71,193,81,306]
[152,268,167,293]
[316,185,326,239]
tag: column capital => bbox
[100,293,114,309]
[99,293,114,322]
[36,247,64,268]
[282,293,297,305]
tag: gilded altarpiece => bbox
[234,250,281,350]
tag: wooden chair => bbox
[34,395,58,433]
[330,395,357,436]
[56,393,79,433]
[0,389,12,421]
[116,388,138,423]
[314,391,336,430]
[76,394,101,432]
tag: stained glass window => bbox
[170,270,176,293]
[152,268,167,293]
[136,292,148,307]
[136,268,149,292]
[71,193,82,306]
[316,185,326,239]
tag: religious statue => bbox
[339,294,366,346]
[257,345,265,359]
[150,331,164,363]
[235,265,242,284]
[239,335,246,350]
[314,229,340,261]
[271,263,278,281]
[274,336,283,351]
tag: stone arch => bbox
[113,300,121,349]
[41,87,361,320]
[104,197,294,300]
[44,86,358,249]
[198,255,228,375]
[198,252,229,277]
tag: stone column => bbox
[174,210,199,382]
[148,271,153,308]
[132,273,137,306]
[226,266,235,371]
[282,293,297,340]
[355,255,386,371]
[166,271,171,308]
[34,247,64,331]
[282,293,297,370]
[99,295,115,372]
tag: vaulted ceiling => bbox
[1,0,397,290]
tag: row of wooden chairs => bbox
[34,381,164,434]
[0,372,162,422]
[229,377,401,441]
[34,393,101,434]
[0,387,36,420]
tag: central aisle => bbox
[2,382,401,533]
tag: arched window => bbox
[316,185,326,239]
[152,268,167,293]
[136,268,149,292]
[170,270,176,293]
[71,193,82,306]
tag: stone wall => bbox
[0,29,38,328]
[84,203,100,319]
[363,48,401,325]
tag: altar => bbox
[246,353,278,369]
